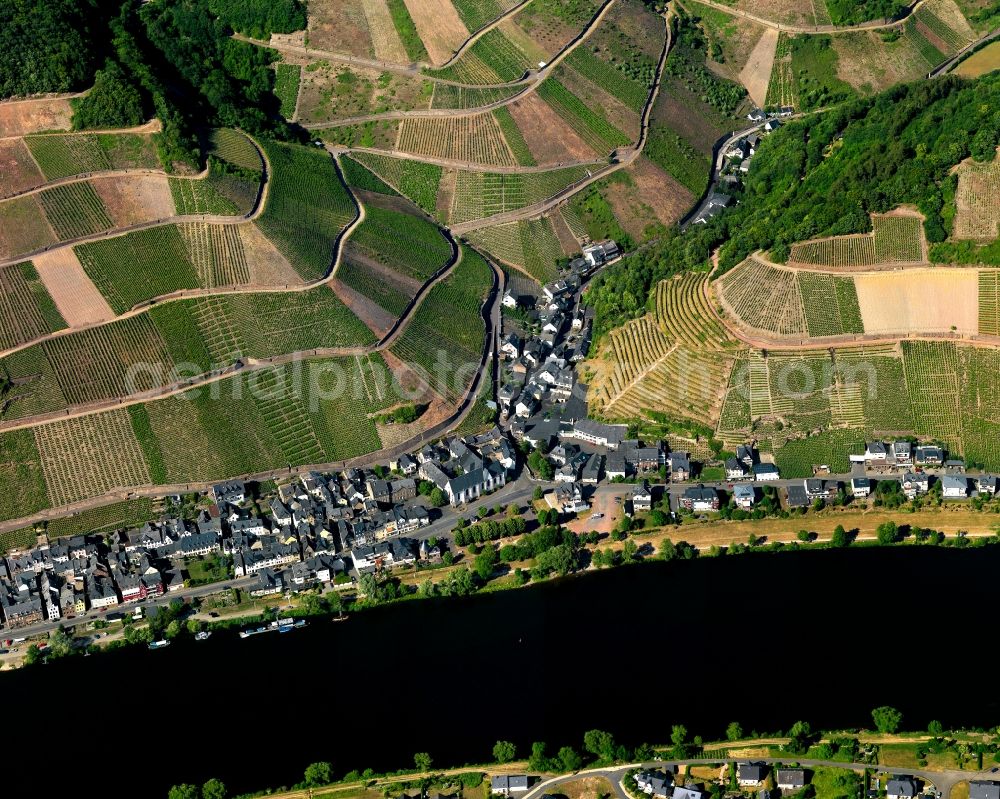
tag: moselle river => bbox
[6,545,998,797]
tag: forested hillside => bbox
[586,73,1000,340]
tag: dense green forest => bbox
[586,74,1000,341]
[824,0,908,25]
[0,0,116,98]
[3,0,306,167]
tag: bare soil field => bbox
[0,139,45,197]
[307,0,374,58]
[91,174,175,227]
[602,157,694,239]
[652,84,729,155]
[734,0,817,27]
[240,223,304,286]
[403,0,470,65]
[739,27,779,107]
[32,248,115,327]
[557,65,641,140]
[833,30,929,92]
[548,777,617,799]
[296,61,431,125]
[854,268,978,335]
[513,1,590,59]
[361,0,410,63]
[0,97,73,137]
[506,93,598,164]
[550,208,581,254]
[0,195,56,259]
[330,278,397,338]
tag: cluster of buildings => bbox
[633,763,805,799]
[411,428,515,507]
[693,106,792,225]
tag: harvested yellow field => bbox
[32,248,115,327]
[396,114,517,166]
[360,0,409,63]
[854,268,979,335]
[402,0,469,65]
[954,40,1000,78]
[952,153,1000,239]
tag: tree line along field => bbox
[466,216,566,283]
[255,139,358,281]
[0,261,67,351]
[788,212,925,267]
[390,246,493,402]
[24,131,162,182]
[0,288,375,421]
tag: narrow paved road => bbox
[683,0,929,34]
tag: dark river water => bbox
[6,545,998,798]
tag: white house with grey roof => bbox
[491,776,530,796]
[970,782,1000,799]
[886,778,918,799]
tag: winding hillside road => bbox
[684,0,930,34]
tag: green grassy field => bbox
[274,63,301,119]
[347,204,453,281]
[0,261,67,351]
[349,152,442,215]
[25,132,161,180]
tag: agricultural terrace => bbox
[428,28,535,84]
[138,354,405,484]
[255,140,358,281]
[0,195,57,260]
[44,497,157,540]
[396,114,520,167]
[390,246,493,401]
[0,288,373,420]
[466,216,566,283]
[445,164,592,224]
[295,61,432,127]
[789,212,926,267]
[853,268,978,335]
[208,129,265,172]
[0,526,37,556]
[430,84,523,110]
[536,77,631,155]
[795,272,863,337]
[588,314,733,423]
[349,152,442,216]
[175,224,251,288]
[274,63,302,119]
[34,408,152,508]
[169,163,261,217]
[654,272,736,349]
[0,261,66,352]
[345,204,453,282]
[75,226,202,314]
[0,429,48,522]
[979,270,1000,336]
[952,150,1000,240]
[340,156,401,196]
[716,256,807,338]
[453,0,523,33]
[24,130,162,181]
[37,182,113,240]
[493,107,536,166]
[511,0,606,59]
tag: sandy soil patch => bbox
[853,268,978,335]
[550,209,580,254]
[549,777,616,799]
[403,0,469,65]
[0,97,73,137]
[603,157,694,240]
[740,27,779,107]
[91,174,174,227]
[507,94,598,165]
[564,487,626,535]
[307,0,373,56]
[32,248,115,327]
[0,139,45,197]
[0,195,55,259]
[361,0,410,63]
[330,278,396,338]
[833,30,928,92]
[241,223,304,286]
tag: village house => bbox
[566,418,627,449]
[636,771,674,798]
[754,463,780,481]
[976,475,998,495]
[900,472,929,499]
[915,445,945,466]
[670,451,691,482]
[777,770,806,792]
[969,782,1000,799]
[941,475,968,499]
[734,484,756,509]
[737,764,768,788]
[491,776,530,796]
[673,786,706,799]
[886,778,918,799]
[631,480,653,512]
[851,477,872,498]
[681,485,719,512]
[726,457,748,480]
